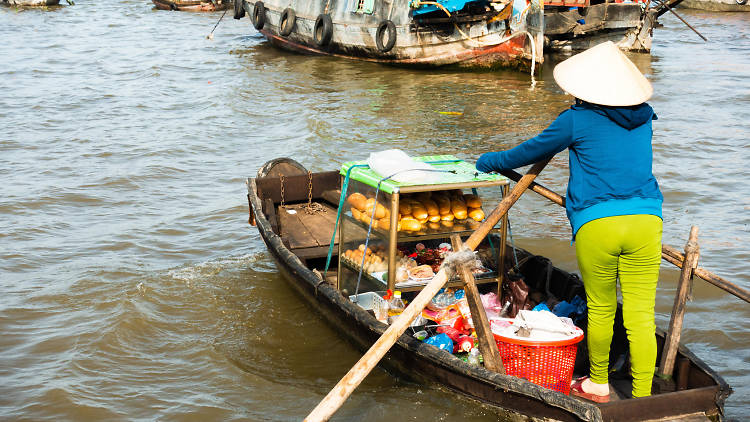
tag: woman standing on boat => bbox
[476,41,662,402]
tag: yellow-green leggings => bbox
[575,214,662,398]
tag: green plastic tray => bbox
[340,154,506,194]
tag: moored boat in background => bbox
[152,0,232,11]
[233,0,544,70]
[544,0,657,52]
[679,0,749,11]
[2,0,60,6]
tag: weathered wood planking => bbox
[279,207,317,249]
[279,203,338,254]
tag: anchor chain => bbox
[305,171,325,214]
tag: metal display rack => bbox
[337,155,510,293]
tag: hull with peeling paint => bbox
[236,0,544,70]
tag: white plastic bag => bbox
[367,149,438,184]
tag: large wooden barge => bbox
[233,0,544,69]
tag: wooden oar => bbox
[304,159,551,422]
[499,169,750,304]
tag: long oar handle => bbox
[662,245,750,304]
[500,169,750,304]
[303,159,551,422]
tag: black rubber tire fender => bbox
[251,1,266,30]
[279,8,296,36]
[737,0,747,5]
[375,20,396,53]
[234,0,245,19]
[313,13,333,47]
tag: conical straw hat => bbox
[553,41,653,107]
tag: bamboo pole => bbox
[499,169,750,304]
[450,234,505,374]
[657,226,700,378]
[661,245,750,304]
[303,160,550,422]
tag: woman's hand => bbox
[475,152,502,173]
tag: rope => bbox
[440,247,479,279]
[206,7,228,40]
[323,164,369,277]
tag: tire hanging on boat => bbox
[252,1,266,30]
[234,0,245,19]
[314,14,333,47]
[375,20,396,53]
[279,8,296,36]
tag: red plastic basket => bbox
[494,332,584,394]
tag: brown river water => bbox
[1,2,748,420]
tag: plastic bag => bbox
[428,289,457,311]
[367,149,438,184]
[480,292,504,319]
[424,333,453,352]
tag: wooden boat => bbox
[232,0,544,70]
[543,0,657,52]
[542,0,710,53]
[246,157,732,421]
[678,0,749,11]
[2,0,60,6]
[152,0,232,11]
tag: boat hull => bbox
[262,28,533,69]
[545,3,655,52]
[238,0,544,69]
[3,0,60,5]
[679,0,750,11]
[247,168,731,422]
[152,0,232,11]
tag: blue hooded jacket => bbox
[476,101,663,238]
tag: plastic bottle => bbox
[467,347,481,366]
[388,290,406,317]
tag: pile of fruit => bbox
[347,189,485,233]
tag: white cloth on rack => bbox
[367,149,438,184]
